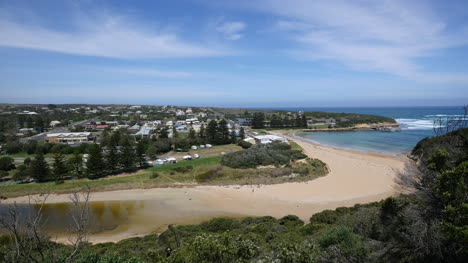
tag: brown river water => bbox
[0,199,241,243]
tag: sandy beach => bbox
[5,131,407,243]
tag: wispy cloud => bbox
[102,67,193,78]
[216,21,246,40]
[0,8,231,59]
[255,0,468,83]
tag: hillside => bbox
[1,129,466,262]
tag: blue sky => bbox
[1,0,467,107]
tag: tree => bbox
[302,114,307,127]
[52,153,68,180]
[136,141,146,168]
[159,127,169,139]
[105,144,119,174]
[85,144,106,179]
[295,115,302,127]
[172,125,178,138]
[199,124,206,142]
[146,144,158,159]
[252,112,265,129]
[0,156,15,171]
[207,120,219,144]
[431,161,468,246]
[68,153,84,178]
[31,151,49,182]
[239,127,245,139]
[270,114,281,128]
[119,141,136,171]
[218,120,230,144]
[188,128,197,140]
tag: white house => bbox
[253,135,288,144]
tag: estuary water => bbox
[271,106,466,155]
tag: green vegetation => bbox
[221,142,307,168]
[3,128,465,263]
[0,144,328,198]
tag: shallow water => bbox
[0,199,240,241]
[283,106,466,154]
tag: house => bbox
[130,124,140,131]
[49,120,61,127]
[135,127,153,136]
[253,135,288,144]
[19,128,35,133]
[235,118,253,126]
[46,132,92,144]
[95,125,109,130]
[105,121,119,126]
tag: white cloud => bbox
[103,67,193,78]
[216,21,246,40]
[256,0,468,83]
[0,9,230,59]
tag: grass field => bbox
[0,151,328,199]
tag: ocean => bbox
[261,106,467,155]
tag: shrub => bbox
[318,226,369,260]
[0,157,15,171]
[279,215,304,227]
[200,218,241,232]
[54,180,64,185]
[293,166,309,176]
[221,142,306,169]
[237,140,252,149]
[149,172,160,179]
[0,170,8,178]
[195,166,223,183]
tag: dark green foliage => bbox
[0,157,15,171]
[251,112,265,129]
[195,166,223,183]
[318,226,369,261]
[221,142,306,168]
[237,139,252,149]
[68,153,84,178]
[31,150,49,181]
[136,142,146,168]
[279,215,304,227]
[0,170,8,178]
[86,144,106,179]
[149,172,160,179]
[200,218,242,232]
[52,153,68,179]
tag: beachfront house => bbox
[46,132,93,144]
[253,135,288,144]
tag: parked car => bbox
[183,155,192,160]
[166,157,177,164]
[205,144,212,148]
[194,154,200,158]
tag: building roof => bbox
[46,132,91,138]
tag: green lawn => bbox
[0,149,328,199]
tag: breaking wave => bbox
[396,118,435,130]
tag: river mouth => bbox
[0,199,242,243]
